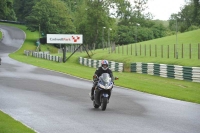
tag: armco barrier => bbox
[24,50,62,63]
[79,57,124,72]
[131,62,200,83]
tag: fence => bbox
[57,44,92,53]
[79,57,124,72]
[105,43,200,59]
[24,50,62,63]
[131,62,200,83]
[57,43,200,60]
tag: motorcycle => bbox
[90,73,118,111]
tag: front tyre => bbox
[101,97,108,111]
[93,100,99,108]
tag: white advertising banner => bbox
[47,34,83,44]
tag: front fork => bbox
[101,93,109,103]
[95,87,112,105]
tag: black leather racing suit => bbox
[91,67,114,97]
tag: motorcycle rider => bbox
[90,60,114,100]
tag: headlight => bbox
[106,85,113,90]
[99,83,105,89]
[98,83,113,90]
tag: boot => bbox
[90,87,95,100]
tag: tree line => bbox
[0,0,199,49]
[169,0,200,33]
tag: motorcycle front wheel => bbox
[93,100,100,108]
[101,97,108,111]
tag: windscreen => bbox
[100,73,111,84]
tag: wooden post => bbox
[155,45,157,57]
[168,45,169,58]
[174,44,175,58]
[114,43,116,53]
[182,43,183,58]
[135,44,137,56]
[189,43,191,59]
[122,44,124,55]
[145,44,146,56]
[140,44,141,55]
[199,43,200,59]
[131,44,132,55]
[118,44,119,54]
[161,45,163,58]
[149,44,151,57]
[127,44,128,55]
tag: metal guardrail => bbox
[131,62,200,83]
[0,19,25,25]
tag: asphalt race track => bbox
[0,25,200,133]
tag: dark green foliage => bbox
[0,0,16,20]
[2,0,197,47]
[169,0,200,32]
[13,0,39,21]
[25,0,75,34]
[193,0,200,25]
[117,25,135,44]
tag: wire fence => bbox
[62,43,200,60]
[106,43,200,60]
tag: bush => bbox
[187,25,199,31]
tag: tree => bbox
[115,0,132,22]
[133,0,148,17]
[73,0,117,49]
[192,0,200,25]
[117,25,135,44]
[0,0,16,20]
[13,0,39,21]
[169,0,200,32]
[25,0,75,34]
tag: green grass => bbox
[85,29,200,70]
[54,29,200,70]
[0,22,57,53]
[1,22,200,104]
[0,29,2,39]
[0,110,36,133]
[9,52,200,104]
[0,22,200,132]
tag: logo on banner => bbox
[50,36,81,42]
[72,36,80,42]
[47,34,83,44]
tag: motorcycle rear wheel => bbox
[101,97,108,111]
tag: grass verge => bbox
[0,22,200,133]
[0,110,36,133]
[0,29,2,40]
[1,22,200,104]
